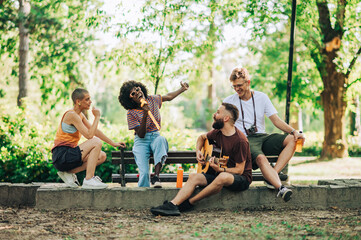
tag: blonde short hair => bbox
[229,67,250,82]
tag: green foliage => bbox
[0,108,57,183]
[0,0,107,113]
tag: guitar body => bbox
[197,139,214,174]
[196,139,229,175]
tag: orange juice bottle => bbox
[295,131,304,152]
[176,166,183,188]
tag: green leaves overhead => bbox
[0,0,105,112]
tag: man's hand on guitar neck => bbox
[209,157,222,172]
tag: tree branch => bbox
[316,0,333,41]
[346,46,361,79]
[347,78,361,90]
[335,0,347,36]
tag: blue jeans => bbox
[132,131,168,187]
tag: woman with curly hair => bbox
[118,80,189,187]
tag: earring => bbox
[79,103,81,106]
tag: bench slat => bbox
[112,157,198,165]
[112,151,197,158]
[111,172,288,183]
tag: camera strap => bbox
[239,91,256,134]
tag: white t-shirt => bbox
[223,91,277,136]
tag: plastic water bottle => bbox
[176,166,183,188]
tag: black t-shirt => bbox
[206,128,252,184]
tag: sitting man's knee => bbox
[188,173,198,181]
[256,155,268,167]
[284,135,296,147]
[188,173,204,185]
[213,172,229,185]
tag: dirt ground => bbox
[1,207,360,240]
[1,157,361,239]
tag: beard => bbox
[212,118,224,130]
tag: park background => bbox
[0,0,361,184]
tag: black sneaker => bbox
[277,186,293,202]
[150,201,180,216]
[178,199,194,212]
[151,175,162,188]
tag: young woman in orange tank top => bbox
[52,88,126,189]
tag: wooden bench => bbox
[111,149,288,187]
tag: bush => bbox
[0,109,57,183]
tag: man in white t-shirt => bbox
[223,67,304,202]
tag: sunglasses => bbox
[130,87,141,97]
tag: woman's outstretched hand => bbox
[180,81,189,92]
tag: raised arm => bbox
[162,81,189,102]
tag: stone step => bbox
[1,179,361,210]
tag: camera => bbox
[246,125,258,135]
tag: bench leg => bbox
[120,148,126,187]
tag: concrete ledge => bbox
[1,179,361,210]
[0,182,41,207]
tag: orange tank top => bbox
[52,110,82,150]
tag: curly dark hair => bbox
[118,80,149,110]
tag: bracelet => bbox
[223,168,226,172]
[290,129,296,135]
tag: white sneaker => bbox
[82,176,108,189]
[57,171,79,188]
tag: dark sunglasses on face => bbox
[130,87,141,97]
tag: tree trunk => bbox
[320,52,348,159]
[17,0,30,107]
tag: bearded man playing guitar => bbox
[151,103,252,216]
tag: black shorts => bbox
[52,146,82,171]
[203,173,250,192]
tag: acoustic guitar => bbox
[197,139,229,174]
